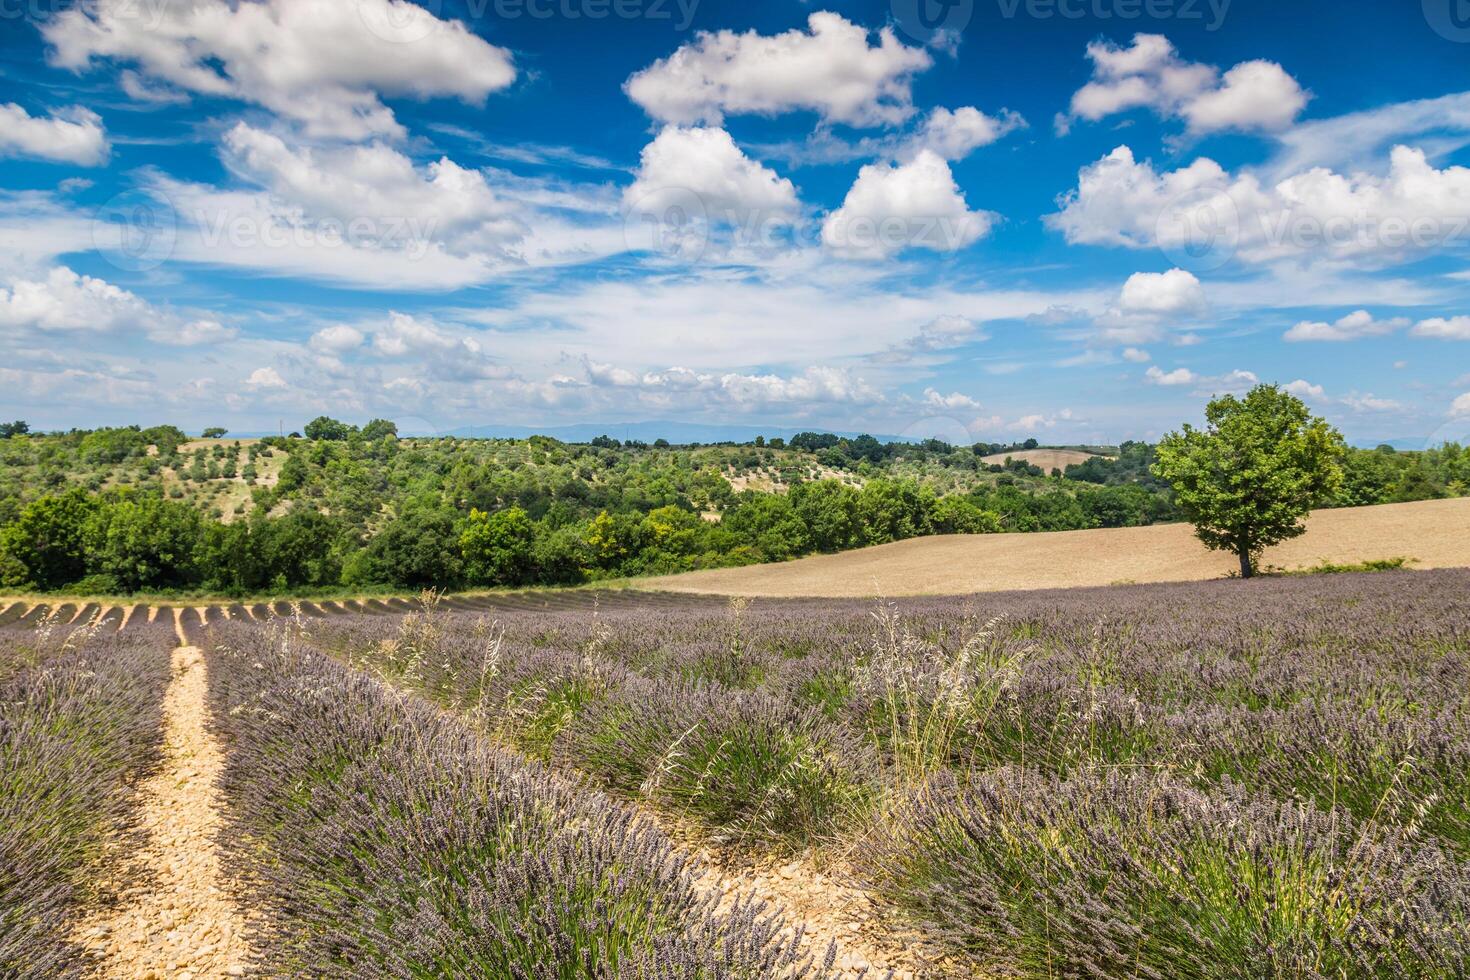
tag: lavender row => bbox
[306,572,1470,856]
[202,618,835,978]
[0,631,171,977]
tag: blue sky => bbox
[2,0,1470,444]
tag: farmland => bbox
[5,569,1470,977]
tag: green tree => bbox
[1153,385,1344,578]
[360,418,399,441]
[86,494,204,591]
[0,420,29,438]
[0,490,97,589]
[460,506,535,586]
[303,416,355,441]
[201,427,228,439]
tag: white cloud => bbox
[222,123,523,255]
[150,126,621,290]
[624,12,931,128]
[1062,34,1307,135]
[1412,315,1470,339]
[625,126,799,221]
[1452,392,1470,417]
[1285,310,1409,342]
[0,104,108,166]
[1122,347,1151,362]
[1146,365,1258,394]
[905,106,1024,161]
[43,0,516,140]
[822,150,992,258]
[1051,144,1470,268]
[922,388,982,411]
[1089,268,1205,345]
[1341,393,1404,412]
[246,366,287,389]
[1119,268,1205,315]
[0,265,233,346]
[1145,365,1196,386]
[310,324,365,354]
[1283,378,1326,399]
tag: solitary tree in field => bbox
[1153,384,1344,578]
[201,426,228,438]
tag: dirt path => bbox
[75,613,251,979]
[687,844,949,979]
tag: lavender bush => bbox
[292,570,1470,975]
[203,618,832,978]
[0,625,171,978]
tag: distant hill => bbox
[439,421,918,445]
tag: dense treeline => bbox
[0,418,1465,596]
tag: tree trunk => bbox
[1238,548,1254,579]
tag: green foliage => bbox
[359,418,398,441]
[460,506,536,586]
[201,427,227,439]
[1154,385,1345,577]
[0,490,96,589]
[0,420,28,439]
[302,415,355,441]
[84,493,204,591]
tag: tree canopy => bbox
[1153,385,1344,578]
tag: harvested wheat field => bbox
[643,498,1470,597]
[977,448,1104,470]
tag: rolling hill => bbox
[640,498,1470,597]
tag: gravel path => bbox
[75,616,251,979]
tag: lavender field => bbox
[4,571,1470,977]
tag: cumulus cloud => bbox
[1118,268,1206,315]
[1283,378,1326,399]
[1452,392,1470,417]
[1122,347,1151,362]
[1051,144,1470,268]
[624,12,931,127]
[1145,365,1195,386]
[246,366,287,389]
[1285,310,1408,342]
[0,104,108,166]
[310,324,365,354]
[904,106,1025,161]
[150,125,628,290]
[1412,315,1470,339]
[43,0,516,140]
[1061,34,1308,136]
[579,357,881,408]
[1089,268,1205,345]
[922,388,982,411]
[222,123,523,255]
[1146,365,1258,393]
[0,265,234,346]
[625,126,799,221]
[822,150,993,258]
